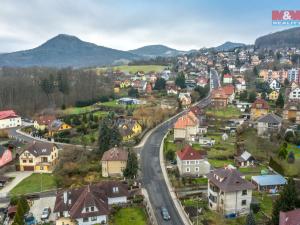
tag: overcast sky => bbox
[0,0,300,52]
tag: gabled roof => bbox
[222,85,235,96]
[54,181,128,219]
[35,115,56,126]
[251,99,269,110]
[176,145,205,160]
[101,147,128,161]
[174,111,199,129]
[211,88,228,99]
[0,110,18,120]
[0,145,10,158]
[223,74,232,78]
[24,141,57,157]
[257,113,282,124]
[207,168,255,192]
[235,151,254,162]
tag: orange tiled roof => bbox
[174,111,199,129]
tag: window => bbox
[85,207,89,212]
[23,160,27,163]
[91,216,97,221]
[91,206,94,212]
[83,217,89,222]
[186,167,190,172]
[195,167,199,172]
[29,159,33,163]
[241,200,247,206]
[242,190,247,196]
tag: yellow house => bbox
[117,119,142,141]
[34,115,56,131]
[48,120,72,137]
[120,80,131,88]
[114,87,120,93]
[250,99,270,120]
[55,217,76,225]
[101,147,128,177]
[19,142,59,173]
[269,91,279,101]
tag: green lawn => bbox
[112,207,147,225]
[10,174,57,196]
[208,159,234,168]
[96,65,167,74]
[238,165,268,174]
[253,191,274,216]
[206,106,242,118]
[62,105,95,115]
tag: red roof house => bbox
[0,110,18,120]
[177,145,205,160]
[174,111,199,141]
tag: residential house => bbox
[251,175,286,192]
[223,74,233,84]
[283,102,300,124]
[174,111,199,141]
[279,209,300,225]
[117,97,141,105]
[101,147,128,177]
[251,55,261,66]
[235,79,246,93]
[54,181,129,225]
[288,68,300,84]
[291,81,299,90]
[167,85,178,95]
[234,151,255,168]
[207,168,255,216]
[259,69,288,83]
[0,145,13,167]
[269,79,281,91]
[34,115,56,131]
[19,142,59,172]
[211,88,228,108]
[289,87,300,101]
[222,85,235,103]
[178,93,192,107]
[250,99,269,120]
[116,119,142,141]
[0,110,22,129]
[196,77,208,87]
[176,145,210,177]
[256,113,282,137]
[48,120,72,137]
[269,90,279,101]
[198,137,215,146]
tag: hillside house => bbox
[101,147,128,177]
[256,113,282,137]
[250,99,269,120]
[0,110,22,129]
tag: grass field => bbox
[10,174,57,195]
[112,207,147,225]
[206,106,242,118]
[62,105,95,115]
[95,65,167,74]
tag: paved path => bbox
[0,171,33,197]
[140,97,211,225]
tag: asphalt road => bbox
[210,69,220,90]
[140,97,211,225]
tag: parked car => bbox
[161,207,170,220]
[41,207,51,220]
[24,213,36,225]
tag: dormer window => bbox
[85,207,89,212]
[113,187,119,193]
[91,206,94,212]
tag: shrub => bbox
[250,202,260,214]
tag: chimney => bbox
[63,191,68,204]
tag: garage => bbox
[22,166,34,171]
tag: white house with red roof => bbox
[0,110,22,129]
[223,74,233,84]
[222,85,235,103]
[176,145,210,176]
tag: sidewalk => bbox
[159,134,192,225]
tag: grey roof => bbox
[25,142,57,157]
[257,113,282,124]
[207,168,255,192]
[235,151,254,163]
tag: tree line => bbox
[0,67,113,116]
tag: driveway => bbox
[0,171,33,197]
[30,196,56,223]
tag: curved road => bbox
[140,97,211,225]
